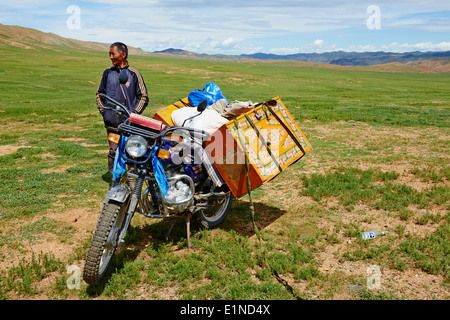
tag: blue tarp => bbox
[152,147,169,197]
[188,82,229,107]
[112,139,169,197]
[112,137,127,181]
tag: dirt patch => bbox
[37,152,58,159]
[313,253,448,299]
[0,205,100,272]
[41,164,73,174]
[60,138,88,142]
[0,144,30,156]
[47,207,99,233]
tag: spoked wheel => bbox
[83,201,128,286]
[196,191,233,229]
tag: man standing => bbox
[96,42,149,173]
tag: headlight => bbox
[125,135,148,157]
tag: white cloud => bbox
[269,47,302,55]
[314,39,324,46]
[380,41,450,52]
[222,37,241,47]
[80,0,158,5]
[266,41,450,55]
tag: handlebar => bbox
[98,93,131,117]
[100,93,209,141]
[160,126,210,142]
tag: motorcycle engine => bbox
[162,174,195,214]
[158,141,206,214]
[184,163,205,184]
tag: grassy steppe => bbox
[0,44,449,300]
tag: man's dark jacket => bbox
[96,64,148,130]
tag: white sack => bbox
[171,107,228,135]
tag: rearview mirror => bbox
[182,100,209,127]
[197,99,207,113]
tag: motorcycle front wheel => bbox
[197,192,233,229]
[83,200,128,286]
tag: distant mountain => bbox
[240,50,450,66]
[154,48,197,56]
[153,46,450,67]
[153,48,241,60]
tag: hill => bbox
[156,47,450,68]
[154,47,450,71]
[154,48,198,56]
[0,23,148,56]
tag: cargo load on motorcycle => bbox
[154,82,312,198]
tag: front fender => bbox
[104,184,132,204]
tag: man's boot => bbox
[108,157,114,175]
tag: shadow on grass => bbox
[85,198,286,296]
[221,199,287,237]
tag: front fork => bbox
[116,170,146,244]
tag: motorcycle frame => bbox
[99,93,218,221]
[107,121,211,218]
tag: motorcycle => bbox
[83,71,233,286]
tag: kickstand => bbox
[185,212,193,250]
[165,218,177,241]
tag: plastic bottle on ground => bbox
[360,230,388,240]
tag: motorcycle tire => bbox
[83,201,128,286]
[197,192,233,229]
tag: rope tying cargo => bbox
[233,112,302,300]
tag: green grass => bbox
[1,251,64,297]
[300,167,449,211]
[0,42,449,300]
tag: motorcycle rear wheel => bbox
[83,201,128,286]
[197,192,233,229]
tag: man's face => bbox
[109,46,126,67]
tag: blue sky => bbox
[0,0,449,55]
